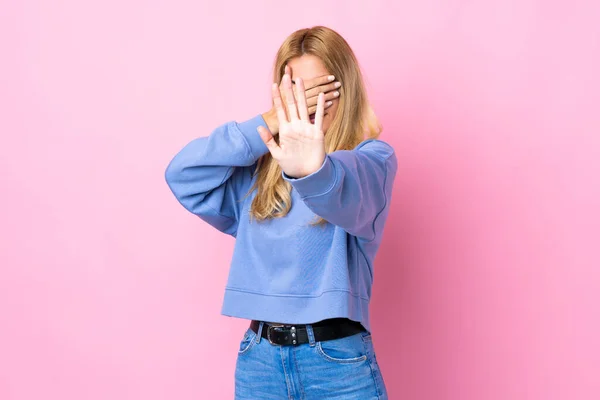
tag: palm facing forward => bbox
[257,74,326,179]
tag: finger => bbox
[271,83,288,123]
[303,74,335,90]
[282,74,299,120]
[279,65,292,117]
[257,126,282,159]
[306,89,339,108]
[314,92,325,131]
[308,101,333,115]
[295,78,310,121]
[305,81,341,99]
[278,83,290,121]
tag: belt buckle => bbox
[266,323,285,345]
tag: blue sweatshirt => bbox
[165,114,397,332]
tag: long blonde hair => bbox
[249,26,381,222]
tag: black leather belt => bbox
[250,317,366,346]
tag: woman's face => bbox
[288,54,340,134]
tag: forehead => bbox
[288,55,329,80]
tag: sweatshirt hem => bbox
[221,287,371,332]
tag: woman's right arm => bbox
[164,114,269,236]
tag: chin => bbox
[311,113,329,132]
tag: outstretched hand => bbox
[257,74,326,179]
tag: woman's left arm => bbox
[283,139,397,241]
[256,73,397,241]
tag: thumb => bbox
[257,126,281,159]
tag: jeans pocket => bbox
[315,332,368,364]
[237,328,257,355]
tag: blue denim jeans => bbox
[235,321,388,399]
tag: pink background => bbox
[1,1,599,399]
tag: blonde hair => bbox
[249,26,381,223]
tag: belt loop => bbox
[256,321,264,343]
[306,324,316,347]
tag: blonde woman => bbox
[166,26,396,399]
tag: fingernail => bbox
[334,91,340,97]
[326,101,333,106]
[328,75,335,81]
[334,82,341,88]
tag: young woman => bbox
[165,26,396,400]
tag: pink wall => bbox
[1,1,598,399]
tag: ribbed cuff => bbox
[236,114,270,161]
[283,156,338,198]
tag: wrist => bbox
[262,109,279,134]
